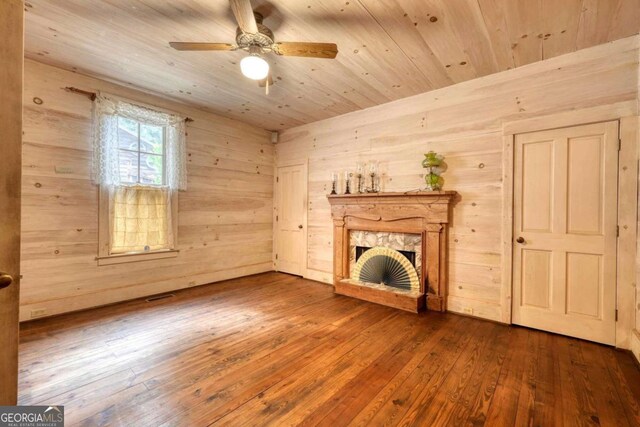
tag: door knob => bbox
[298,225,303,229]
[0,272,13,289]
[516,237,525,244]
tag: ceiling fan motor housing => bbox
[235,12,274,50]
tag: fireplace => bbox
[327,191,456,313]
[351,230,421,295]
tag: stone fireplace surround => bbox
[327,191,457,313]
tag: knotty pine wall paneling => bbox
[277,36,640,340]
[20,59,274,321]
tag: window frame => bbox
[97,114,179,266]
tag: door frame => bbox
[0,0,23,405]
[501,111,639,349]
[273,159,309,277]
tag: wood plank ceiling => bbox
[24,0,639,130]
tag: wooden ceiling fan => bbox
[169,0,339,92]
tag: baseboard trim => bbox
[19,266,274,322]
[304,268,332,285]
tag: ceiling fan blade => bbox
[272,42,338,59]
[169,42,236,51]
[229,0,258,34]
[258,74,273,87]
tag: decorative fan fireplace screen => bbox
[351,246,420,291]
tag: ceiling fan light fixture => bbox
[240,53,269,80]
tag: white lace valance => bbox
[92,92,188,191]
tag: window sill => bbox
[96,249,179,266]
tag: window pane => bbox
[140,153,164,185]
[117,117,139,150]
[140,124,164,154]
[118,149,139,184]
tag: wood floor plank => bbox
[16,272,640,427]
[395,320,498,425]
[76,300,380,425]
[555,334,588,426]
[364,317,484,425]
[451,322,511,425]
[209,312,418,426]
[293,315,446,426]
[154,305,394,426]
[347,314,466,426]
[531,332,563,427]
[20,274,327,404]
[482,326,530,425]
[579,340,631,427]
[512,329,540,426]
[604,348,640,426]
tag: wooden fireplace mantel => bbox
[327,191,457,312]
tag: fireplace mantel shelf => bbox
[327,191,457,201]
[327,190,457,313]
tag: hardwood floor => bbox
[18,272,640,426]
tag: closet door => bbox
[512,121,618,345]
[275,163,307,276]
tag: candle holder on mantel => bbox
[355,162,365,193]
[332,162,379,195]
[330,172,338,195]
[365,161,380,193]
[344,171,352,195]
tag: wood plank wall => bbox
[277,35,640,324]
[20,60,274,321]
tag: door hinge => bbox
[276,176,279,182]
[616,225,620,237]
[275,254,278,260]
[615,309,618,321]
[618,138,622,151]
[276,215,278,222]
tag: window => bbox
[116,117,166,186]
[92,93,187,265]
[110,116,171,256]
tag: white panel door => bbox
[512,121,618,345]
[275,164,307,276]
